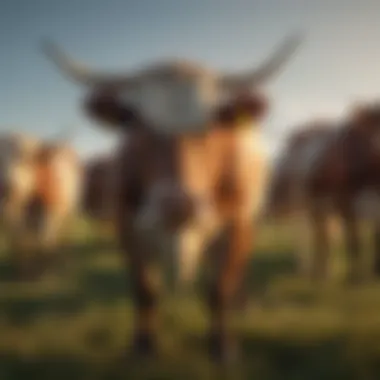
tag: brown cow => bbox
[267,104,380,283]
[265,120,345,274]
[0,131,83,277]
[42,32,303,363]
[266,119,337,219]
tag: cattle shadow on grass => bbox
[194,248,298,304]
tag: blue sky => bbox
[2,0,380,158]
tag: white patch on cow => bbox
[134,182,220,291]
[121,77,217,134]
[134,179,173,231]
[149,219,220,291]
[174,205,221,288]
[175,226,206,287]
[135,176,217,233]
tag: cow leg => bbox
[168,226,210,294]
[373,221,380,278]
[309,201,331,281]
[21,199,52,276]
[39,209,75,274]
[294,210,314,278]
[8,226,28,278]
[338,200,362,284]
[33,212,61,275]
[207,220,252,363]
[129,257,160,358]
[118,219,160,358]
[5,210,32,279]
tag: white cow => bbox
[0,131,83,277]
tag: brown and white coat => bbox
[42,32,303,362]
[0,131,83,275]
[267,105,380,282]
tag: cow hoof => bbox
[208,334,239,365]
[130,333,157,359]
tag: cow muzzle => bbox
[135,184,200,232]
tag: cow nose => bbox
[160,191,196,230]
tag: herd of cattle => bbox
[3,31,380,362]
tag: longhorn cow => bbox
[0,129,83,277]
[42,33,303,363]
[267,105,380,283]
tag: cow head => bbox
[42,33,302,134]
[42,33,303,233]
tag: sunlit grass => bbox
[0,216,379,379]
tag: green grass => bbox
[0,219,379,379]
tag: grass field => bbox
[0,219,380,379]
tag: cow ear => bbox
[84,89,143,132]
[215,92,269,129]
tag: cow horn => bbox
[220,32,304,90]
[41,40,133,87]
